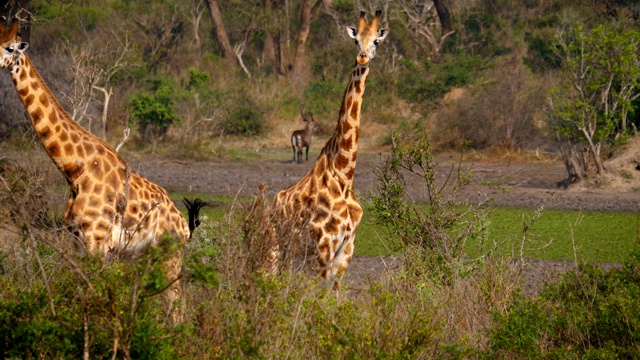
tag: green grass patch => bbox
[171,191,640,264]
[356,207,640,263]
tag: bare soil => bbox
[125,151,640,297]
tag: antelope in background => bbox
[291,109,316,163]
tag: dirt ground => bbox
[124,151,639,297]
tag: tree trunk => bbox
[204,0,238,69]
[262,0,276,65]
[290,0,324,84]
[433,0,452,35]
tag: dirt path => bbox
[129,153,640,212]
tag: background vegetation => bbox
[0,0,636,173]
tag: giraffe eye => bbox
[373,40,379,46]
[5,47,14,54]
[354,39,359,46]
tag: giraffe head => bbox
[0,19,27,69]
[346,10,389,66]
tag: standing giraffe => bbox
[274,11,388,290]
[0,19,202,317]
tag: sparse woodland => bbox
[1,0,640,358]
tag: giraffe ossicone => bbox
[0,18,205,320]
[273,11,388,290]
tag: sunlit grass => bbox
[356,206,640,263]
[172,192,640,264]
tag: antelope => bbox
[291,110,316,163]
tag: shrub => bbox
[218,100,265,136]
[129,77,183,140]
[487,251,640,358]
[369,133,493,279]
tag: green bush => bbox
[218,100,265,136]
[487,249,640,358]
[129,77,183,140]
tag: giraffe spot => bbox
[339,104,346,119]
[62,122,69,131]
[50,110,58,125]
[348,204,363,221]
[346,95,353,109]
[318,193,330,209]
[321,173,330,187]
[313,209,329,223]
[329,183,341,198]
[352,150,358,161]
[19,69,27,81]
[106,193,114,203]
[39,93,49,107]
[318,240,330,256]
[80,177,92,192]
[39,126,52,140]
[96,145,105,155]
[89,158,103,178]
[74,197,85,210]
[340,209,348,219]
[70,132,79,143]
[47,141,61,158]
[29,68,36,78]
[63,143,74,156]
[355,127,360,141]
[103,206,115,218]
[350,100,359,119]
[89,196,100,207]
[63,161,84,181]
[59,131,69,142]
[141,204,149,213]
[335,154,349,170]
[340,135,353,151]
[85,209,99,218]
[96,221,109,232]
[76,145,85,158]
[131,204,139,214]
[24,94,35,108]
[345,242,354,255]
[93,183,103,194]
[31,108,45,124]
[345,167,355,179]
[30,81,39,91]
[83,142,95,155]
[342,119,353,134]
[17,87,28,97]
[354,80,362,94]
[106,153,118,167]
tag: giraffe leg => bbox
[292,145,296,162]
[305,146,309,162]
[330,233,355,293]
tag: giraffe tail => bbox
[183,198,209,236]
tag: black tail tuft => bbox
[183,198,209,236]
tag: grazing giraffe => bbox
[274,11,388,290]
[291,109,316,163]
[0,19,202,318]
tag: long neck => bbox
[10,54,121,182]
[324,60,369,182]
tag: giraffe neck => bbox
[324,60,369,182]
[10,54,122,183]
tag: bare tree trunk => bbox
[262,0,276,65]
[204,0,238,69]
[289,0,323,84]
[580,126,606,176]
[93,85,112,139]
[433,0,452,34]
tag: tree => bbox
[546,20,640,184]
[395,0,455,63]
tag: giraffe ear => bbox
[377,28,389,41]
[17,42,28,53]
[346,26,357,39]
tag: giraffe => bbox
[0,19,201,318]
[274,11,388,290]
